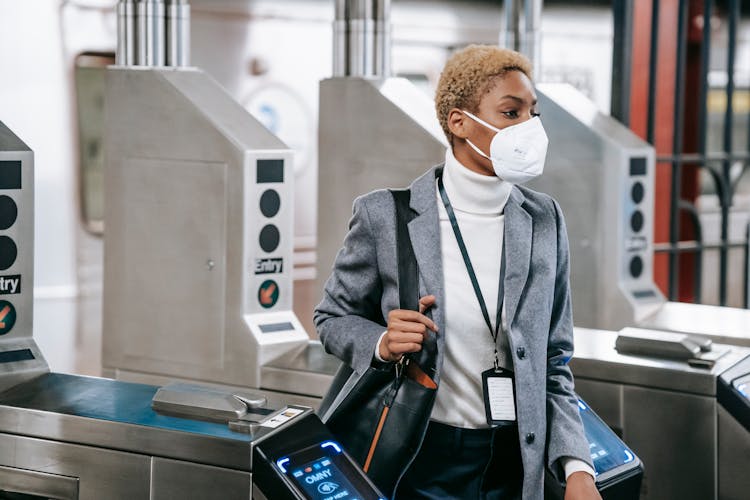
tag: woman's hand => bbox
[378,295,438,362]
[564,472,601,500]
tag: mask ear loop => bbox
[461,109,502,134]
[461,110,499,161]
[465,138,492,161]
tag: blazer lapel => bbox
[503,187,532,328]
[406,167,443,301]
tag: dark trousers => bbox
[395,420,523,500]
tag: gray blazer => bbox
[314,165,593,499]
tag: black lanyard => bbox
[437,171,507,371]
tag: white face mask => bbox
[461,110,549,184]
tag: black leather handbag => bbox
[322,189,438,498]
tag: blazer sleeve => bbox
[545,197,594,480]
[314,195,388,376]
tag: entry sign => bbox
[258,279,279,309]
[0,300,16,335]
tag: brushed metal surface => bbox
[623,385,715,500]
[152,382,267,421]
[571,327,750,500]
[0,373,256,471]
[112,157,227,368]
[0,121,49,393]
[0,433,151,499]
[0,465,78,499]
[717,404,750,500]
[529,83,663,331]
[260,341,339,398]
[316,76,447,295]
[571,327,750,395]
[640,301,750,348]
[151,457,252,499]
[103,67,308,389]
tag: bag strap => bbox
[391,189,418,311]
[390,189,438,378]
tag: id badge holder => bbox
[481,367,517,426]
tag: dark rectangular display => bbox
[0,161,22,189]
[280,442,383,500]
[629,157,647,177]
[260,322,295,333]
[0,349,35,364]
[291,455,363,500]
[257,159,284,183]
[632,289,657,299]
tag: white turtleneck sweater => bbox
[376,148,593,480]
[431,148,513,429]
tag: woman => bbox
[315,45,601,500]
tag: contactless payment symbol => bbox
[0,300,16,335]
[258,279,279,308]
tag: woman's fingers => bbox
[382,302,439,361]
[418,295,436,314]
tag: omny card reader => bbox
[151,382,386,500]
[545,398,643,500]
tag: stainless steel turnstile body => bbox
[102,67,310,390]
[0,373,322,499]
[0,121,48,393]
[317,76,447,290]
[0,373,258,498]
[571,327,750,500]
[531,83,750,347]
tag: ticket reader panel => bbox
[0,121,48,393]
[253,413,385,500]
[546,398,643,500]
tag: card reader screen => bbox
[291,456,361,500]
[579,399,637,476]
[277,442,383,500]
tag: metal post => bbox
[135,0,165,66]
[166,0,190,67]
[696,0,712,156]
[522,0,542,78]
[611,0,633,125]
[333,0,347,76]
[116,0,136,66]
[347,0,374,77]
[668,0,689,301]
[502,0,522,51]
[374,0,390,78]
[646,0,660,144]
[719,0,739,306]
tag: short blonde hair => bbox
[435,45,533,143]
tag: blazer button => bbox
[516,346,526,359]
[525,432,535,444]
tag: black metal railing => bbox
[612,0,750,306]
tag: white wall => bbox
[0,0,77,298]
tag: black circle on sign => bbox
[629,255,643,278]
[0,196,18,230]
[630,210,644,233]
[260,190,281,218]
[0,236,17,271]
[259,225,280,253]
[631,182,645,204]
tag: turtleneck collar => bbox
[442,148,512,215]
